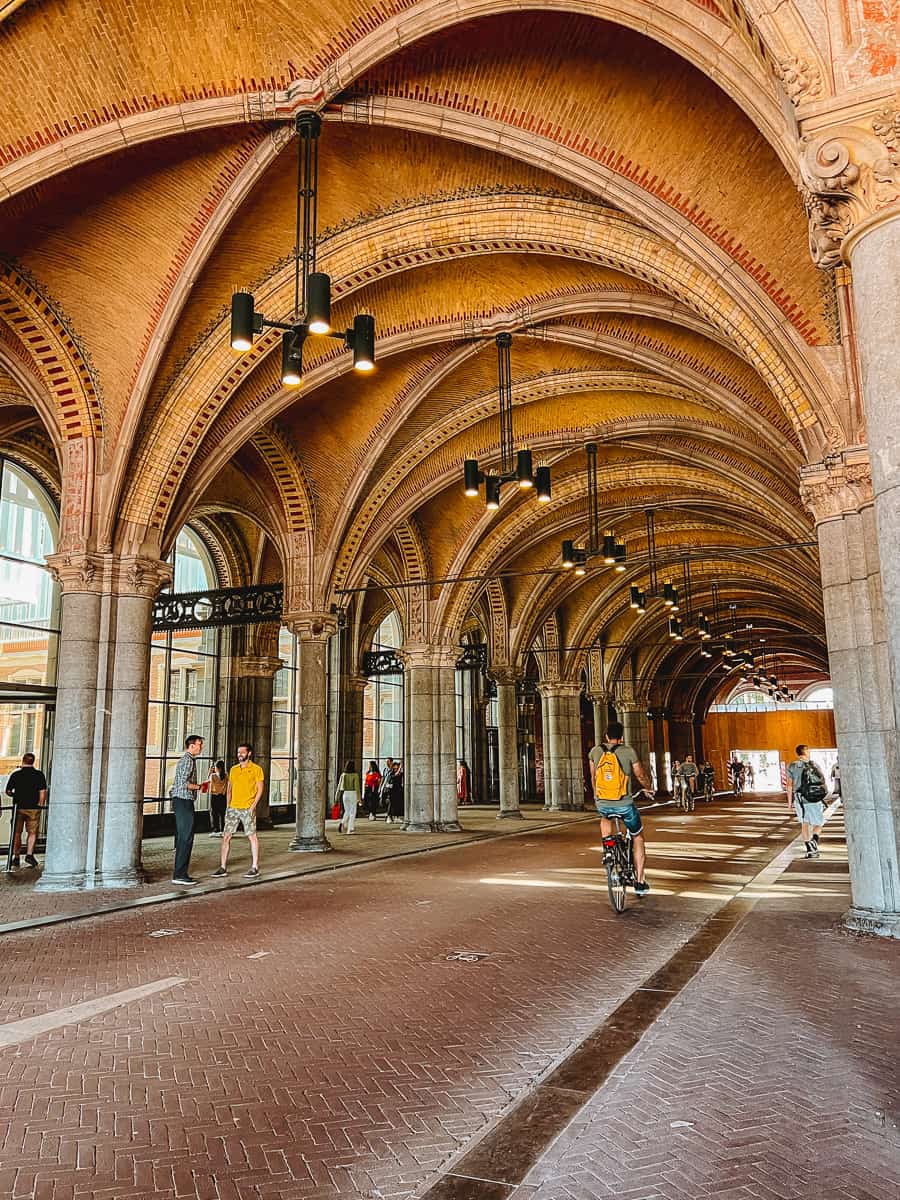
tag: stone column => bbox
[40,553,171,890]
[434,649,463,832]
[589,695,606,747]
[230,655,282,826]
[563,685,587,809]
[649,708,668,791]
[287,615,335,853]
[493,669,522,819]
[539,686,563,810]
[403,647,436,832]
[801,453,900,936]
[540,683,582,810]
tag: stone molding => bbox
[400,642,458,670]
[799,448,873,524]
[45,551,172,598]
[775,57,823,108]
[488,665,520,688]
[283,612,337,641]
[539,681,582,699]
[800,104,900,269]
[231,655,284,679]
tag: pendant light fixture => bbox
[557,443,625,573]
[464,333,550,508]
[230,111,376,382]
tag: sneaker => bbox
[634,880,651,897]
[244,866,259,878]
[24,855,38,868]
[386,816,393,824]
[808,845,820,859]
[804,841,814,858]
[211,867,227,877]
[368,814,375,821]
[172,877,198,886]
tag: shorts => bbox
[17,808,40,837]
[224,806,257,835]
[794,799,824,826]
[595,801,643,836]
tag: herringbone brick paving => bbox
[512,810,900,1200]
[1,798,895,1199]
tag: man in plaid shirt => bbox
[171,734,203,885]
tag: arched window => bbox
[801,684,833,708]
[362,611,403,769]
[0,459,59,784]
[145,526,221,805]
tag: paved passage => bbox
[0,796,897,1200]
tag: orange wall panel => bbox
[704,710,837,783]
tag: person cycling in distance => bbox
[589,721,654,896]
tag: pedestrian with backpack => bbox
[589,722,655,896]
[786,744,828,858]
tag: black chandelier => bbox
[747,638,795,701]
[463,333,551,509]
[559,443,626,577]
[627,510,678,617]
[229,111,376,383]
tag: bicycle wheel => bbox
[606,839,627,913]
[688,791,695,812]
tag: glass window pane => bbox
[149,647,167,701]
[0,628,59,686]
[0,461,58,562]
[146,702,165,757]
[272,711,291,755]
[144,758,163,799]
[270,758,292,806]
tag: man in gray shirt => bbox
[171,734,203,884]
[589,721,654,895]
[786,743,826,859]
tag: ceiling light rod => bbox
[560,443,626,575]
[464,333,550,509]
[229,110,376,381]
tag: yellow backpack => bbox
[595,748,629,802]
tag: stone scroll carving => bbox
[800,107,900,269]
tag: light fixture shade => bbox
[535,466,551,502]
[516,448,533,488]
[668,618,677,639]
[351,313,376,372]
[663,581,676,606]
[602,533,616,564]
[614,541,626,571]
[573,549,587,575]
[629,585,641,609]
[464,459,480,497]
[485,476,501,509]
[307,271,332,334]
[723,634,734,657]
[281,331,303,386]
[561,540,575,569]
[230,292,256,351]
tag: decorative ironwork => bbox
[153,583,283,631]
[456,643,488,671]
[362,649,404,677]
[517,678,538,697]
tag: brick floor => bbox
[0,796,896,1200]
[0,805,591,931]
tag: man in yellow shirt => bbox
[212,743,265,879]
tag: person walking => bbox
[457,759,472,805]
[380,758,397,823]
[212,743,264,879]
[336,760,361,834]
[389,760,405,823]
[830,759,841,798]
[5,752,47,869]
[363,760,381,820]
[207,759,228,836]
[171,734,203,885]
[786,744,828,858]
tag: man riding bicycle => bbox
[589,721,653,896]
[680,754,699,799]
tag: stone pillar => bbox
[434,650,463,832]
[403,648,436,832]
[589,695,606,746]
[801,453,900,937]
[493,670,522,818]
[287,616,335,853]
[540,683,582,810]
[649,708,668,791]
[230,655,282,826]
[40,553,171,890]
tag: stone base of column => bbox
[497,809,523,819]
[843,906,900,939]
[436,820,463,832]
[402,821,437,833]
[35,870,89,893]
[96,867,144,889]
[288,835,333,853]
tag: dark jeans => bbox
[210,793,227,832]
[173,797,195,879]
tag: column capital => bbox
[400,642,458,669]
[539,681,582,699]
[799,105,900,269]
[489,666,521,687]
[232,654,284,679]
[46,551,172,597]
[799,448,873,524]
[283,612,337,641]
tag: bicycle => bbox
[703,775,714,804]
[601,811,637,914]
[676,777,695,813]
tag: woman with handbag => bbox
[336,760,361,834]
[207,760,228,836]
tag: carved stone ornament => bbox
[46,551,172,597]
[283,612,337,641]
[775,57,823,106]
[800,109,900,269]
[799,454,873,524]
[232,655,284,679]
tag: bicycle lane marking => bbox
[413,800,843,1199]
